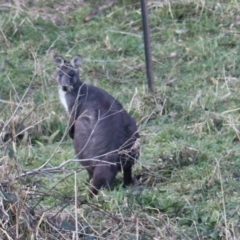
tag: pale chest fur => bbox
[58,88,68,112]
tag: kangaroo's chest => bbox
[58,88,68,112]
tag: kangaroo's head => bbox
[53,55,82,92]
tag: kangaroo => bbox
[53,55,140,196]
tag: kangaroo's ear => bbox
[53,55,64,67]
[70,55,82,68]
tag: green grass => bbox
[1,0,240,239]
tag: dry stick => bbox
[136,218,139,240]
[0,29,10,48]
[9,92,16,154]
[47,202,74,221]
[10,157,121,180]
[0,228,13,240]
[0,158,115,185]
[43,220,68,240]
[74,171,79,240]
[140,0,155,92]
[1,58,5,71]
[36,212,45,238]
[215,156,229,239]
[0,99,24,105]
[7,72,21,102]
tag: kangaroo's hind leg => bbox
[89,159,118,197]
[123,167,133,186]
[122,142,140,186]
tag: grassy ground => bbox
[1,0,240,239]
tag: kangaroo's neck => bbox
[59,82,86,114]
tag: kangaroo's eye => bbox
[69,72,75,78]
